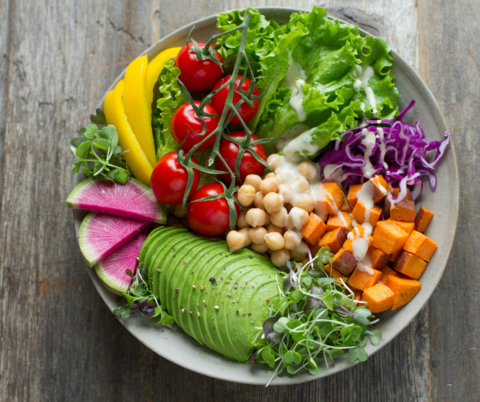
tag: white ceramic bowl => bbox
[72,7,459,385]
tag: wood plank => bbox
[418,0,480,401]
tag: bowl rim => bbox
[73,6,459,385]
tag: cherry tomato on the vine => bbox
[215,131,266,184]
[211,75,260,125]
[151,151,200,205]
[187,183,239,237]
[171,101,219,152]
[175,42,223,94]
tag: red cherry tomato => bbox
[187,183,238,237]
[215,132,266,184]
[211,75,260,124]
[171,101,219,152]
[151,151,200,205]
[175,42,223,94]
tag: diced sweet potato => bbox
[347,184,363,210]
[309,242,321,257]
[326,212,353,231]
[383,188,412,219]
[390,199,416,222]
[318,227,348,254]
[403,230,438,262]
[392,187,413,201]
[340,200,351,213]
[359,175,389,203]
[390,249,402,262]
[343,226,373,253]
[347,266,382,291]
[372,221,409,254]
[415,207,434,233]
[361,283,395,313]
[386,274,421,310]
[352,202,382,226]
[316,183,345,215]
[393,250,427,280]
[332,249,357,276]
[368,246,391,270]
[388,220,415,236]
[354,290,363,306]
[301,213,326,245]
[325,264,346,284]
[379,266,398,284]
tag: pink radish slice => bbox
[95,230,149,295]
[67,178,167,223]
[79,212,150,267]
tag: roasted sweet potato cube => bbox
[326,212,352,231]
[301,213,326,245]
[368,246,391,270]
[340,200,351,213]
[415,207,434,233]
[332,249,357,276]
[325,264,346,284]
[403,230,438,261]
[372,221,409,254]
[386,274,421,310]
[309,242,321,257]
[343,226,373,254]
[390,249,402,262]
[390,199,416,222]
[347,266,382,291]
[393,250,427,280]
[392,187,413,201]
[354,290,363,306]
[379,266,398,284]
[361,283,395,313]
[383,187,413,220]
[318,227,348,254]
[352,202,382,226]
[348,184,363,209]
[359,175,389,203]
[388,220,415,236]
[316,183,345,215]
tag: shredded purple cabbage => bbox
[320,101,450,202]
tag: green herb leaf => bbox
[348,346,369,363]
[90,109,107,125]
[369,329,382,346]
[261,347,276,368]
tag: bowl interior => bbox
[73,7,459,385]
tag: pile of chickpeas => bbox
[226,154,319,268]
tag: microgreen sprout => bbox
[253,247,381,384]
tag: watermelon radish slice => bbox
[95,230,148,295]
[79,212,150,267]
[67,178,167,224]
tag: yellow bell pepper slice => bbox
[123,55,157,167]
[145,47,182,110]
[104,80,154,186]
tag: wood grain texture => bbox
[0,0,470,400]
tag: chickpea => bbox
[239,228,251,247]
[296,194,314,213]
[297,160,318,181]
[260,178,279,195]
[289,207,310,229]
[264,213,271,226]
[284,230,302,250]
[253,192,265,210]
[290,248,307,260]
[174,203,188,218]
[278,184,293,204]
[263,192,284,214]
[245,208,267,227]
[249,227,267,244]
[238,184,256,207]
[267,224,283,234]
[237,210,249,229]
[266,154,283,171]
[227,230,247,252]
[244,174,262,192]
[271,249,291,268]
[294,177,310,193]
[264,232,285,250]
[264,172,283,184]
[270,207,288,228]
[251,243,269,254]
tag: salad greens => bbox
[71,113,131,184]
[217,7,399,156]
[253,249,380,384]
[152,59,187,161]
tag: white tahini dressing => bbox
[354,65,378,117]
[360,128,377,179]
[282,127,319,162]
[276,124,310,151]
[284,53,306,89]
[289,79,307,122]
[356,262,374,275]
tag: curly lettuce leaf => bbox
[152,59,186,160]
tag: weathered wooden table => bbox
[0,0,476,400]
